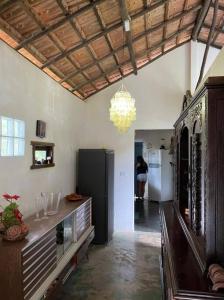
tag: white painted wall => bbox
[81,44,191,231]
[196,43,224,90]
[0,41,194,231]
[135,129,174,151]
[190,41,220,93]
[0,41,85,216]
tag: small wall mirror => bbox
[31,141,55,169]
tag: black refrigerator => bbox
[77,149,114,244]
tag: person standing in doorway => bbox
[136,155,148,200]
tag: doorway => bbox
[134,142,143,198]
[134,129,174,232]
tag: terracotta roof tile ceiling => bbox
[0,0,223,100]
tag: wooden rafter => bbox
[59,4,201,84]
[143,0,148,11]
[203,23,224,35]
[56,0,108,87]
[192,0,212,41]
[211,14,224,45]
[143,0,150,60]
[119,0,137,75]
[15,0,168,52]
[87,39,190,98]
[162,1,169,53]
[0,0,19,14]
[177,0,188,44]
[211,2,224,12]
[1,0,223,100]
[0,14,46,65]
[197,38,222,49]
[41,3,201,70]
[40,0,170,69]
[71,21,194,93]
[15,0,107,50]
[197,6,224,52]
[0,9,84,96]
[19,0,89,92]
[91,0,123,76]
[196,0,219,88]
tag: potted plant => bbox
[0,194,29,241]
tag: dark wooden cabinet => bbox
[161,77,224,299]
[0,198,94,300]
[160,202,224,300]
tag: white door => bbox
[161,150,173,201]
[148,149,162,201]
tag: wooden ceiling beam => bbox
[15,0,107,50]
[203,23,224,34]
[143,0,150,60]
[42,1,200,70]
[203,19,224,46]
[49,1,188,72]
[196,0,219,88]
[212,21,224,45]
[177,0,188,44]
[0,13,63,81]
[143,0,148,9]
[16,0,169,55]
[59,5,201,84]
[197,38,222,49]
[56,0,107,87]
[91,1,123,76]
[192,0,212,41]
[19,0,89,90]
[125,30,137,74]
[85,39,190,99]
[162,1,169,53]
[71,21,194,92]
[40,23,121,69]
[0,0,19,14]
[211,3,224,12]
[119,0,137,75]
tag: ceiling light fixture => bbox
[124,18,130,32]
[109,82,136,133]
[109,12,136,133]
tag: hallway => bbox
[57,201,162,300]
[135,200,161,233]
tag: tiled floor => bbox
[56,200,162,300]
[135,199,160,232]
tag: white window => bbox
[0,116,25,156]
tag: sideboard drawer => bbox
[75,199,92,241]
[22,229,57,299]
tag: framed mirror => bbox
[30,141,55,169]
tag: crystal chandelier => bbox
[109,83,136,133]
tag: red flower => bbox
[2,194,12,201]
[2,194,20,201]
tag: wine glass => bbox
[55,192,62,212]
[47,192,62,215]
[47,192,54,216]
[41,192,48,219]
[34,196,41,221]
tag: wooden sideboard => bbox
[0,197,94,300]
